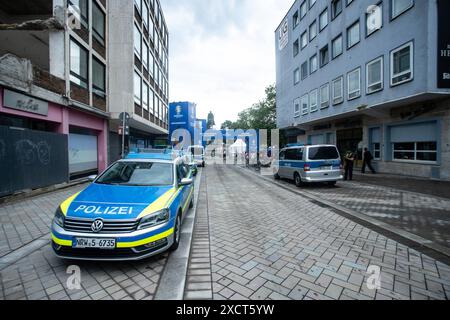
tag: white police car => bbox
[51,150,195,261]
[274,144,343,187]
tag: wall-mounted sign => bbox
[437,0,450,88]
[3,89,49,116]
[278,18,289,51]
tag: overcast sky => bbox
[160,0,293,127]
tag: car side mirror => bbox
[180,178,193,186]
[88,175,97,182]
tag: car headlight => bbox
[53,207,65,227]
[138,209,170,230]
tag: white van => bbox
[275,145,343,187]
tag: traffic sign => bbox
[119,112,131,122]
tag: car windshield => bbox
[308,146,339,160]
[96,162,173,186]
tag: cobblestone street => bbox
[1,165,450,300]
[185,165,450,300]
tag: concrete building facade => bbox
[108,0,169,162]
[275,0,450,180]
[0,0,109,183]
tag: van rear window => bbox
[308,147,339,160]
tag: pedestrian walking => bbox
[362,147,376,174]
[343,150,355,181]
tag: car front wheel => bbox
[169,214,181,251]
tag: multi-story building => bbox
[108,0,169,162]
[275,0,450,180]
[0,0,109,195]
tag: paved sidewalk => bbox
[268,173,450,249]
[352,172,450,199]
[0,184,88,258]
[186,164,450,300]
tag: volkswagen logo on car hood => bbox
[91,219,104,233]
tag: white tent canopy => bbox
[228,139,247,154]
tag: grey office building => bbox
[108,0,169,162]
[275,0,450,180]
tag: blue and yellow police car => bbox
[51,150,195,261]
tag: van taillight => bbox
[340,163,343,170]
[304,164,311,172]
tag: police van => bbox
[51,149,195,261]
[274,144,343,187]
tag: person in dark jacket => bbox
[343,151,356,181]
[362,148,376,174]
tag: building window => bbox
[92,2,105,45]
[143,81,149,110]
[319,9,328,31]
[149,16,154,40]
[69,39,88,88]
[143,1,149,29]
[310,89,318,112]
[149,53,154,77]
[134,24,142,59]
[309,0,317,8]
[393,142,437,163]
[134,0,141,13]
[149,89,155,114]
[293,11,300,29]
[391,0,414,19]
[320,45,329,67]
[301,31,308,49]
[366,56,384,94]
[294,68,300,85]
[301,61,308,80]
[332,34,343,59]
[373,143,381,160]
[347,20,360,49]
[390,41,413,86]
[320,83,330,109]
[301,94,309,115]
[332,76,344,105]
[309,21,317,41]
[294,98,301,118]
[370,127,382,160]
[293,39,300,57]
[68,0,88,27]
[134,72,142,105]
[300,1,307,19]
[347,68,361,100]
[366,3,383,36]
[92,58,105,97]
[332,0,343,20]
[143,41,149,70]
[310,54,318,73]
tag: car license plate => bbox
[320,166,332,171]
[74,238,116,249]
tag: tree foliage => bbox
[221,85,276,130]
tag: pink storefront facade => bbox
[0,86,108,175]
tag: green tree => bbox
[221,120,236,130]
[206,111,215,129]
[221,84,276,130]
[219,84,286,146]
